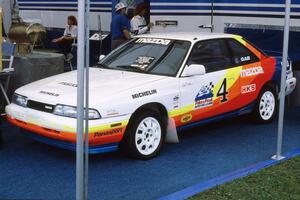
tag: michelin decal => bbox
[132,89,157,99]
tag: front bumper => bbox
[286,77,297,96]
[24,131,119,154]
[6,103,130,147]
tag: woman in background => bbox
[52,15,77,61]
[131,3,154,35]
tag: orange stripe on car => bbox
[6,115,126,146]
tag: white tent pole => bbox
[76,0,86,199]
[211,0,214,32]
[84,0,90,199]
[273,0,291,161]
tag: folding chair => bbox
[68,42,77,71]
[69,39,77,71]
[0,42,16,106]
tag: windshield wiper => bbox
[116,65,147,73]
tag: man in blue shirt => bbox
[111,2,131,50]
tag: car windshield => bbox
[99,38,191,76]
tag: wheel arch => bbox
[120,102,171,159]
[252,80,278,123]
[129,102,169,128]
[263,80,279,94]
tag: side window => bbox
[227,39,259,66]
[187,39,232,73]
[151,41,190,76]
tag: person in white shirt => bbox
[131,3,154,35]
[52,15,77,61]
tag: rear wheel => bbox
[252,86,278,123]
[122,110,166,160]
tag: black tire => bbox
[121,110,166,160]
[252,86,278,124]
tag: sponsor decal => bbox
[241,84,256,94]
[106,109,119,117]
[155,20,178,27]
[131,56,155,69]
[182,82,193,88]
[132,89,157,99]
[59,82,77,87]
[195,82,214,109]
[173,94,180,109]
[181,114,193,123]
[240,67,264,78]
[135,38,171,45]
[94,128,123,138]
[44,105,53,110]
[39,90,60,97]
[111,123,122,128]
[241,56,251,62]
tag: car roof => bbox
[136,32,239,42]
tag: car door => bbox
[177,39,243,126]
[225,38,263,107]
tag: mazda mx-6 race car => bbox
[6,33,296,159]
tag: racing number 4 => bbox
[217,78,229,103]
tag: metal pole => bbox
[84,0,90,199]
[272,0,291,161]
[211,0,214,32]
[76,0,86,199]
[98,14,103,56]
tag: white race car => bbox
[6,33,296,159]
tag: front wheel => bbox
[252,86,278,123]
[122,110,166,160]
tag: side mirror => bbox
[99,55,106,61]
[181,64,206,77]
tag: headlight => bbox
[12,94,28,107]
[53,104,101,120]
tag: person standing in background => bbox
[111,2,131,50]
[131,3,153,35]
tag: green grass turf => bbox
[189,156,300,200]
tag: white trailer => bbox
[16,0,300,63]
[17,0,300,32]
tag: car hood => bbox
[16,68,167,106]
